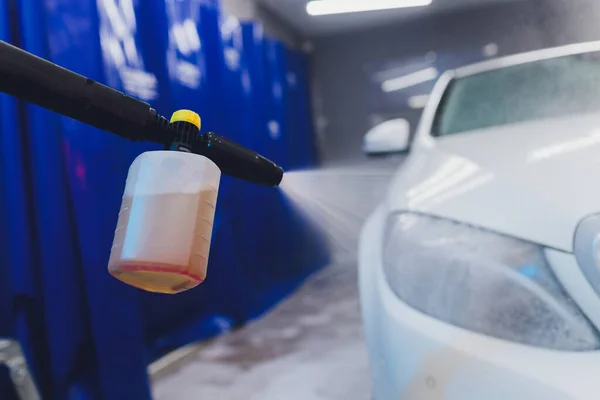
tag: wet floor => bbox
[151,260,371,400]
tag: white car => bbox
[359,41,600,400]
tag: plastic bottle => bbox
[108,111,221,294]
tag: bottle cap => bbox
[169,110,201,152]
[170,110,201,130]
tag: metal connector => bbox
[0,340,40,400]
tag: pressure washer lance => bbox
[0,41,284,294]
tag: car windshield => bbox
[434,51,600,136]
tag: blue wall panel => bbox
[241,23,267,151]
[263,36,329,286]
[164,0,211,112]
[237,22,281,311]
[262,37,291,275]
[263,37,290,167]
[263,37,303,275]
[196,0,225,131]
[211,15,276,321]
[286,49,318,169]
[234,26,329,314]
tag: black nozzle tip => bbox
[253,153,284,187]
[193,132,285,187]
[271,164,284,187]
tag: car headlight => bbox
[383,213,600,351]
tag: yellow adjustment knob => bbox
[170,110,201,130]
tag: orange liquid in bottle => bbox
[109,188,218,294]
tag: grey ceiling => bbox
[258,0,528,36]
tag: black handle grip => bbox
[196,133,284,187]
[0,40,153,141]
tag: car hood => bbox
[387,113,600,251]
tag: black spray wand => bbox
[0,41,284,187]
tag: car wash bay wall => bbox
[310,0,566,164]
[534,0,600,46]
[222,0,302,47]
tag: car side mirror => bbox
[363,118,410,156]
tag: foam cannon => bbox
[0,41,284,294]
